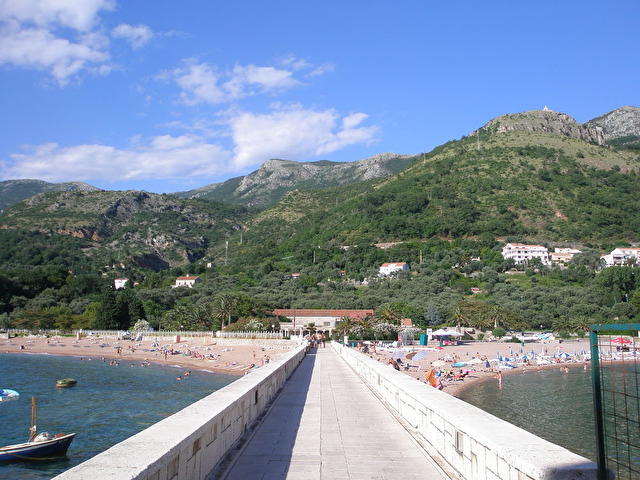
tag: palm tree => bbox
[212,293,239,330]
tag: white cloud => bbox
[0,22,109,84]
[0,0,114,31]
[0,0,150,85]
[170,60,302,105]
[230,105,378,168]
[112,23,152,49]
[2,135,233,182]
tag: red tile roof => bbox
[272,309,373,320]
[176,276,200,281]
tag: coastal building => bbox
[379,262,410,276]
[114,278,129,290]
[550,248,582,265]
[173,276,201,288]
[289,272,301,279]
[272,309,373,335]
[601,247,640,267]
[501,243,550,265]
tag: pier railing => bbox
[333,341,598,480]
[53,344,307,480]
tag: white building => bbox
[379,262,410,276]
[502,243,550,265]
[173,276,201,288]
[114,278,129,290]
[601,247,640,267]
[550,248,582,265]
[273,309,373,335]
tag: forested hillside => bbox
[1,109,640,336]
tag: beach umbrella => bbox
[485,360,491,368]
[409,351,429,361]
[431,360,446,367]
[392,350,405,360]
[611,337,632,344]
[466,358,483,365]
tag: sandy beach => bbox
[2,334,292,376]
[360,338,591,396]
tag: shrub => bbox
[492,327,506,338]
[477,333,485,340]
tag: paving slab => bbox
[222,347,446,480]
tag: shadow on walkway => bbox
[221,348,318,479]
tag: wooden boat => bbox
[55,378,77,388]
[0,388,20,402]
[0,397,76,462]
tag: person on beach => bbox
[388,358,400,371]
[497,370,503,388]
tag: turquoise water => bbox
[458,366,597,460]
[0,353,236,479]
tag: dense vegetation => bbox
[2,129,640,335]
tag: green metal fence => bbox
[590,323,640,480]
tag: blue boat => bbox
[0,397,75,463]
[0,433,76,462]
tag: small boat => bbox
[55,378,77,388]
[0,389,20,402]
[0,397,75,463]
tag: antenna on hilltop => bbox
[225,241,228,266]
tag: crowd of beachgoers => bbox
[355,338,599,396]
[1,334,291,376]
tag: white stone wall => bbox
[53,345,307,480]
[333,343,597,480]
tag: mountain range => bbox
[0,179,100,211]
[0,106,638,270]
[174,153,415,208]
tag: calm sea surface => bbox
[0,353,236,479]
[458,366,597,460]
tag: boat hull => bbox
[0,433,76,462]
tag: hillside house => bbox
[114,278,129,290]
[601,247,640,267]
[379,262,410,276]
[173,276,201,288]
[501,243,550,265]
[273,309,373,335]
[550,248,582,265]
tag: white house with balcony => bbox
[379,262,410,276]
[114,278,129,290]
[172,276,202,288]
[502,243,550,265]
[601,247,640,267]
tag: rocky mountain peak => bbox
[585,106,640,143]
[475,109,605,145]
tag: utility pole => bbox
[225,241,228,266]
[476,130,480,150]
[419,249,423,265]
[313,249,316,264]
[240,231,243,245]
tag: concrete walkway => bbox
[222,347,446,480]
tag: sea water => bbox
[0,353,236,479]
[458,366,597,460]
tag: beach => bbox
[361,338,591,396]
[2,334,292,376]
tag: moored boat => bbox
[0,397,76,463]
[0,388,20,402]
[55,378,77,388]
[0,433,76,462]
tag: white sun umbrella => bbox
[410,350,429,361]
[392,350,405,360]
[431,360,447,367]
[431,328,462,337]
[466,358,483,365]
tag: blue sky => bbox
[0,1,638,193]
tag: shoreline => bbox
[362,338,592,397]
[2,335,292,377]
